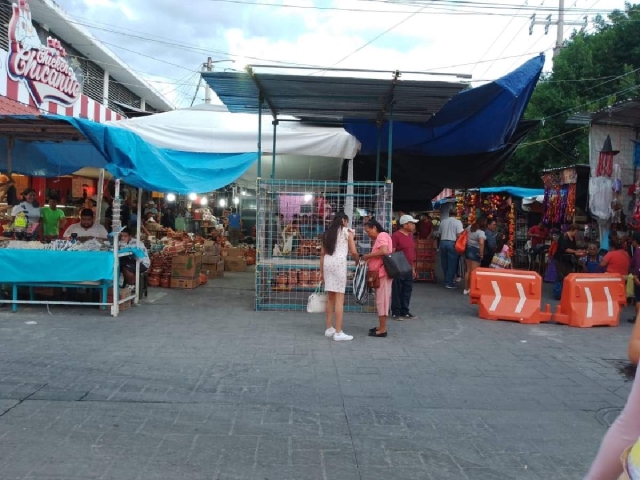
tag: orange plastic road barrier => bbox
[553,274,626,328]
[470,268,551,324]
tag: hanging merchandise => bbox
[596,135,619,177]
[456,193,465,220]
[468,192,477,225]
[589,176,614,221]
[565,183,576,222]
[508,202,516,256]
[633,140,640,168]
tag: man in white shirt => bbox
[439,208,464,289]
[63,208,109,242]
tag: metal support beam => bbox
[246,66,277,117]
[257,95,263,178]
[271,119,278,179]
[387,103,394,182]
[375,125,381,182]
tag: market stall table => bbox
[0,249,136,312]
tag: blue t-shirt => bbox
[228,214,241,228]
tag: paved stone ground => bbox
[0,270,635,480]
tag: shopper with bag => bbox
[391,215,418,320]
[362,219,393,338]
[320,213,359,341]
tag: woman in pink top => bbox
[362,219,393,338]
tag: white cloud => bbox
[59,0,627,108]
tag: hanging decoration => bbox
[508,202,516,256]
[596,135,619,177]
[565,183,576,222]
[456,193,465,220]
[468,192,477,224]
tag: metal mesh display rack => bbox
[255,179,393,312]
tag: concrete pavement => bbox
[0,271,634,479]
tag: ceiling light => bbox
[233,197,240,205]
[188,193,197,201]
[200,197,208,205]
[166,193,176,202]
[304,194,313,202]
[219,199,226,207]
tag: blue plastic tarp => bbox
[344,54,545,157]
[0,115,258,193]
[478,187,544,198]
[0,250,114,283]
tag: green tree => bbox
[494,4,640,186]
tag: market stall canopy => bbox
[107,104,360,160]
[344,55,544,156]
[200,68,468,122]
[0,115,257,193]
[349,120,541,211]
[477,187,544,198]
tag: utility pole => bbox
[529,0,587,58]
[204,57,213,105]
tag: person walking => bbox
[320,212,359,341]
[362,219,393,337]
[439,208,463,289]
[463,217,487,295]
[391,214,418,320]
[227,209,242,246]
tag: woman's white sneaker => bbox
[324,327,336,337]
[333,331,353,341]
[463,289,470,295]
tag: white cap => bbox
[399,214,418,225]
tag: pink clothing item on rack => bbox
[369,232,392,278]
[585,374,640,480]
[376,277,393,317]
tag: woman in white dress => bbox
[320,212,359,341]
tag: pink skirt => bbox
[376,277,393,317]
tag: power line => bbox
[310,4,427,74]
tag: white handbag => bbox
[307,282,328,313]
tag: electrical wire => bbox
[309,4,428,74]
[517,125,589,146]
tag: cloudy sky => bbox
[55,0,626,108]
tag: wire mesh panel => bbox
[255,179,393,312]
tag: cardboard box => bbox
[170,277,200,289]
[171,254,202,278]
[108,288,132,311]
[202,254,221,265]
[224,257,247,272]
[203,241,220,256]
[225,247,245,258]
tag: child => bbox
[581,242,603,273]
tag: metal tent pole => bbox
[375,126,381,182]
[257,95,263,178]
[6,136,13,175]
[96,168,105,224]
[111,179,121,317]
[387,104,394,181]
[134,187,142,305]
[271,118,278,179]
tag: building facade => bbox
[0,0,172,119]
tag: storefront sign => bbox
[7,0,82,107]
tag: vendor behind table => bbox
[63,208,108,242]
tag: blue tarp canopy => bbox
[477,187,544,198]
[0,115,257,193]
[344,54,544,156]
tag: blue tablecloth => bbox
[0,250,115,283]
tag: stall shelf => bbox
[255,179,392,312]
